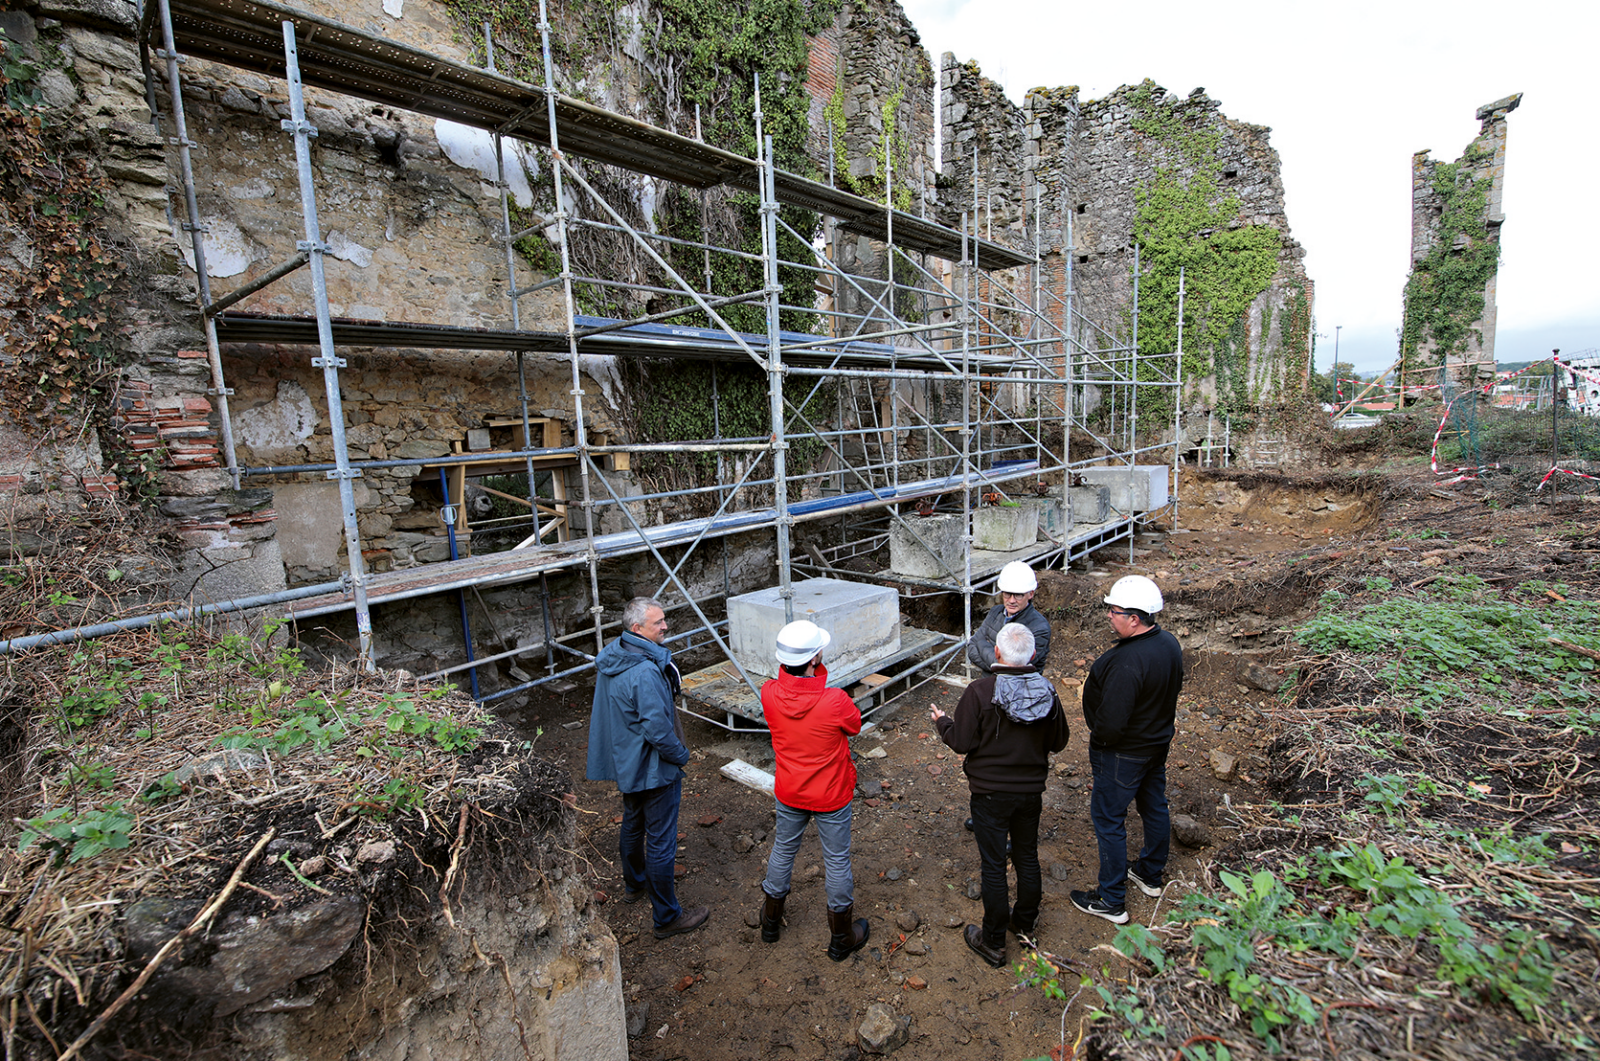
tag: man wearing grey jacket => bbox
[587,597,710,939]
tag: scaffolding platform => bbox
[212,310,1031,373]
[148,0,1030,271]
[679,625,953,729]
[284,462,1043,620]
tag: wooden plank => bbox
[720,758,775,796]
[552,467,569,543]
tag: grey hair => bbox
[622,596,664,632]
[995,622,1035,666]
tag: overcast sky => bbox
[900,0,1598,376]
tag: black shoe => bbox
[963,924,1007,968]
[621,888,644,904]
[1070,889,1128,924]
[653,905,711,939]
[1127,869,1163,898]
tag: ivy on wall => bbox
[824,80,913,212]
[618,358,833,504]
[0,35,142,494]
[1399,146,1499,381]
[438,0,836,334]
[1125,82,1282,421]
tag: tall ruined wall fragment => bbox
[941,61,1313,419]
[1401,93,1519,389]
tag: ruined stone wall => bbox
[941,62,1313,417]
[808,0,939,333]
[1405,93,1519,386]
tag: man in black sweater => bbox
[933,623,1070,967]
[1072,575,1184,925]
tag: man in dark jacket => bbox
[1072,575,1184,925]
[967,561,1052,673]
[587,597,710,939]
[933,622,1069,968]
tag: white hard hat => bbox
[775,620,830,666]
[996,561,1037,593]
[1104,575,1163,614]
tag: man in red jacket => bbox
[757,620,871,961]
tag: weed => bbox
[19,802,134,863]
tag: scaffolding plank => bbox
[718,759,775,796]
[210,311,1033,373]
[154,0,1032,269]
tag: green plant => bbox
[1174,870,1343,1041]
[1358,773,1436,818]
[1092,984,1167,1041]
[353,776,425,818]
[65,761,115,791]
[19,802,134,863]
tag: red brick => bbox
[175,350,208,359]
[183,397,213,413]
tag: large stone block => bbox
[1076,466,1170,513]
[972,503,1038,551]
[888,512,964,579]
[1018,497,1064,540]
[728,578,901,681]
[1066,484,1109,525]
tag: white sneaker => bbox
[1127,869,1164,898]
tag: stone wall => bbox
[941,63,1314,414]
[1405,93,1520,385]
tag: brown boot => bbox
[826,905,870,962]
[760,891,787,943]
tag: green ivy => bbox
[621,359,833,496]
[1399,146,1500,382]
[1125,82,1282,421]
[438,0,835,333]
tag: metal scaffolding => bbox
[116,0,1182,725]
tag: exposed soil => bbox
[489,461,1600,1060]
[476,469,1335,1059]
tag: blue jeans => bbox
[970,791,1042,947]
[763,799,855,912]
[1089,747,1170,908]
[620,778,682,929]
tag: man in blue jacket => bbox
[587,597,710,939]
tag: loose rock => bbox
[896,910,920,932]
[626,1001,650,1038]
[1049,862,1070,881]
[1171,813,1211,847]
[355,840,395,864]
[858,1002,911,1055]
[965,879,982,900]
[1209,748,1238,781]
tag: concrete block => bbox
[728,578,901,681]
[1019,497,1065,540]
[1076,466,1169,513]
[889,513,964,579]
[972,503,1038,551]
[1066,484,1109,525]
